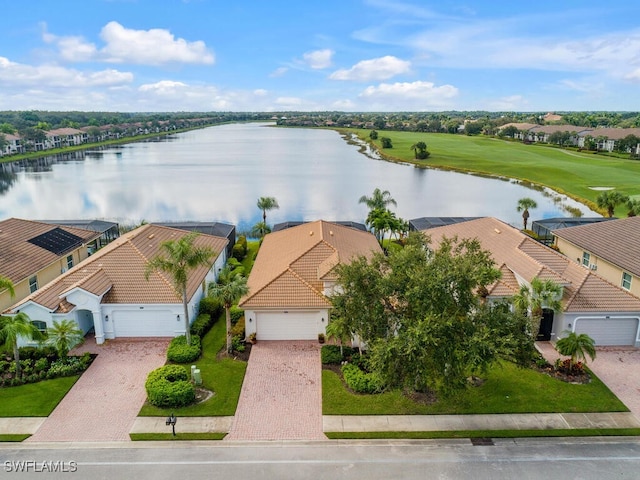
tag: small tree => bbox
[555,331,596,369]
[208,266,249,354]
[46,319,84,357]
[596,190,629,217]
[380,137,393,148]
[145,232,215,345]
[516,198,538,230]
[0,312,44,377]
[512,277,562,341]
[325,316,351,356]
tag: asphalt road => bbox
[1,437,639,479]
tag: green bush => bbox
[230,306,244,324]
[198,296,223,319]
[321,345,344,364]
[145,365,195,408]
[232,243,245,261]
[190,313,213,337]
[231,335,245,353]
[341,363,383,394]
[18,346,58,361]
[231,316,245,338]
[167,335,201,363]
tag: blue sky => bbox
[1,0,639,112]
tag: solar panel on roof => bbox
[27,227,84,256]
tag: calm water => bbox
[0,122,597,232]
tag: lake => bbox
[0,122,597,233]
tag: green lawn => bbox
[345,128,640,217]
[138,316,247,417]
[0,376,80,417]
[326,429,640,440]
[323,361,627,415]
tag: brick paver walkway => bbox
[26,336,169,442]
[226,341,326,441]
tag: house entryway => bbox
[537,309,554,341]
[226,341,326,441]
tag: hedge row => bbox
[145,364,195,408]
[190,313,213,338]
[341,363,383,394]
[167,335,201,363]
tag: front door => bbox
[537,309,554,341]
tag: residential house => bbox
[37,220,120,251]
[7,224,228,345]
[553,216,640,300]
[0,218,101,312]
[154,221,236,260]
[531,217,616,246]
[0,133,23,156]
[239,220,381,340]
[423,217,640,346]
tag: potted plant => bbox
[248,332,257,344]
[318,333,325,344]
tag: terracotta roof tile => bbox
[240,220,381,309]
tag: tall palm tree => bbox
[555,331,596,369]
[208,266,249,354]
[0,312,43,377]
[0,275,15,298]
[512,277,562,340]
[145,232,215,345]
[256,196,279,224]
[516,197,537,230]
[596,190,628,217]
[46,319,84,357]
[359,188,397,211]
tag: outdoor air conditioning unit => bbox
[590,264,597,271]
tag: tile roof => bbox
[8,224,228,313]
[552,216,640,277]
[0,218,101,285]
[424,217,640,313]
[239,220,382,309]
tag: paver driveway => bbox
[26,336,169,442]
[226,341,326,441]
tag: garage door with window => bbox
[574,317,639,346]
[112,309,178,337]
[256,311,322,340]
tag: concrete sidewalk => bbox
[4,412,640,438]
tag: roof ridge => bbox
[562,267,590,311]
[127,231,179,298]
[287,267,329,303]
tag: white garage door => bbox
[574,317,639,346]
[257,311,321,340]
[112,309,179,337]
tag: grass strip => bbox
[0,434,31,442]
[130,432,226,441]
[0,376,80,417]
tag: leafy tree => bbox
[256,196,279,224]
[369,130,378,140]
[145,232,215,345]
[516,198,538,230]
[380,137,393,148]
[0,312,44,377]
[597,190,629,217]
[208,266,249,353]
[46,319,84,357]
[512,277,562,341]
[358,188,397,211]
[331,233,514,395]
[555,331,596,369]
[410,141,429,159]
[0,123,15,134]
[500,125,519,138]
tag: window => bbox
[622,272,632,290]
[66,254,74,269]
[31,320,47,334]
[581,252,591,267]
[28,276,38,293]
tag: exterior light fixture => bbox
[105,315,109,322]
[177,314,180,322]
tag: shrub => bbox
[231,316,245,338]
[230,306,244,324]
[18,345,58,361]
[231,335,245,353]
[34,357,49,373]
[232,243,245,261]
[190,313,213,338]
[198,296,223,320]
[341,363,383,394]
[167,335,201,363]
[145,365,195,408]
[321,345,343,364]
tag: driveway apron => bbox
[26,336,169,442]
[226,341,326,441]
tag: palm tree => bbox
[0,312,43,377]
[627,198,640,217]
[555,331,596,369]
[596,190,629,217]
[325,316,351,356]
[359,188,397,211]
[250,221,271,240]
[145,232,215,345]
[512,277,562,340]
[0,275,15,298]
[208,266,249,354]
[46,319,84,357]
[256,196,279,224]
[516,198,538,230]
[410,141,428,159]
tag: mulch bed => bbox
[216,342,252,362]
[534,361,592,384]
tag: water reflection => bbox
[0,123,598,231]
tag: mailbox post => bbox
[166,413,177,436]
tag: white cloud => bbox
[330,56,411,81]
[138,80,188,94]
[623,68,640,83]
[302,49,334,69]
[358,80,458,110]
[332,99,356,109]
[483,95,529,111]
[0,56,133,87]
[269,67,289,77]
[253,89,268,96]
